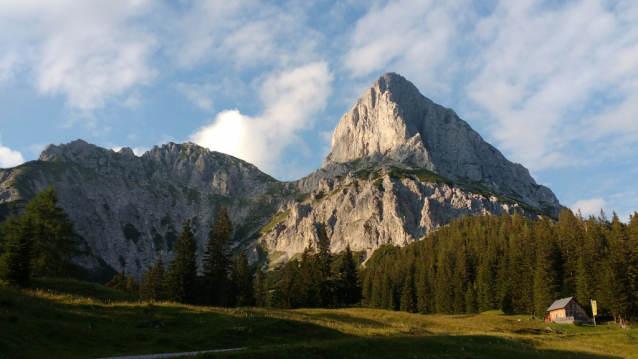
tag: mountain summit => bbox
[0,73,563,277]
[324,73,559,213]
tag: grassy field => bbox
[0,279,636,359]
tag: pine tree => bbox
[140,255,166,301]
[533,217,558,317]
[253,265,268,307]
[316,222,334,307]
[126,274,139,295]
[273,259,302,309]
[201,206,234,306]
[334,244,361,307]
[465,282,479,314]
[0,186,78,279]
[299,239,320,307]
[0,216,34,287]
[400,271,416,313]
[165,219,198,303]
[106,269,127,291]
[230,251,254,307]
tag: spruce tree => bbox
[465,282,479,314]
[165,220,198,303]
[0,186,77,279]
[334,244,361,307]
[0,216,34,287]
[126,274,139,295]
[230,251,254,307]
[316,222,334,307]
[140,255,166,302]
[201,206,234,306]
[399,272,415,313]
[253,265,268,307]
[106,269,127,291]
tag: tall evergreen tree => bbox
[316,222,334,307]
[165,219,198,303]
[106,268,127,291]
[201,206,234,306]
[334,244,361,307]
[253,265,268,307]
[0,215,34,287]
[0,186,78,279]
[126,274,139,295]
[230,251,254,307]
[400,271,416,313]
[140,255,166,301]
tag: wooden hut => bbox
[545,297,590,324]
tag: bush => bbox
[573,320,583,326]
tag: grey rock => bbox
[324,73,560,215]
[0,73,563,275]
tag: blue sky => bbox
[1,0,637,220]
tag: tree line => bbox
[361,210,638,322]
[3,187,637,321]
[109,206,261,307]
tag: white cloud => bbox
[0,0,158,110]
[572,198,608,218]
[164,1,321,71]
[132,146,149,156]
[189,62,333,175]
[344,0,469,94]
[176,82,218,111]
[0,142,25,168]
[466,0,638,170]
[345,0,638,172]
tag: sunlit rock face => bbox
[0,73,562,277]
[324,73,559,213]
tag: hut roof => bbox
[546,297,574,312]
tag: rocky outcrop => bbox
[0,140,287,278]
[260,168,537,266]
[0,73,563,277]
[324,73,560,215]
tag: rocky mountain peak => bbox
[324,72,560,214]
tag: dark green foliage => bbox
[230,251,254,307]
[201,206,234,306]
[106,269,127,291]
[334,244,361,307]
[271,227,362,309]
[0,216,34,287]
[106,269,139,296]
[253,265,268,307]
[140,255,166,301]
[362,210,638,321]
[165,219,198,303]
[0,186,78,285]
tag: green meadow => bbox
[0,279,636,359]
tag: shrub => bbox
[573,320,583,326]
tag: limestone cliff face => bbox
[324,73,560,215]
[0,73,563,276]
[260,168,537,266]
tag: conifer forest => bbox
[1,187,638,324]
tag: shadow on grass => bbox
[0,286,351,359]
[197,335,623,359]
[294,310,393,329]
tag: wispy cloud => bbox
[344,0,638,173]
[0,0,158,110]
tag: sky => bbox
[0,0,637,221]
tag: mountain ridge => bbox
[0,73,562,278]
